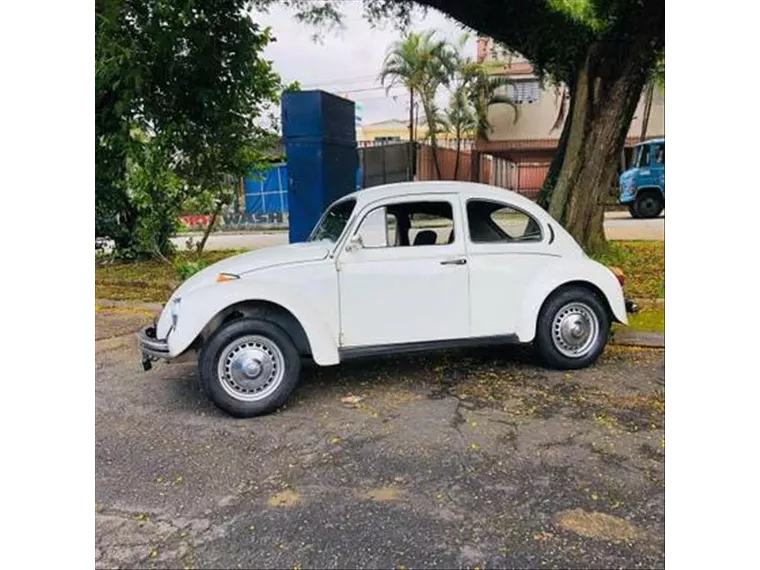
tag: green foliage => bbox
[379,29,450,116]
[125,134,184,259]
[174,258,210,281]
[591,241,665,301]
[96,0,284,259]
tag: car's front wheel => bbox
[535,287,611,370]
[198,318,301,417]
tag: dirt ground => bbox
[95,308,665,569]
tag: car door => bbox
[337,194,470,348]
[464,197,554,338]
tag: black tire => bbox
[628,203,641,219]
[535,286,611,370]
[634,192,664,219]
[198,318,301,418]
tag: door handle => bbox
[440,258,467,266]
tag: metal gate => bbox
[357,142,415,188]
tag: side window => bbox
[639,146,651,168]
[355,206,396,248]
[355,201,455,248]
[405,202,454,246]
[654,143,664,165]
[467,200,542,243]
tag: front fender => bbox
[514,258,628,342]
[166,280,340,366]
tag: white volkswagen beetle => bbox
[139,181,637,417]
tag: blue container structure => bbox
[244,163,288,215]
[282,90,359,243]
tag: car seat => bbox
[413,230,437,246]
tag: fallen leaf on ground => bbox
[268,489,301,508]
[556,508,640,541]
[340,395,364,405]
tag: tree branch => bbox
[413,0,593,82]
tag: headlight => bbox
[170,297,181,329]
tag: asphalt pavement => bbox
[171,212,664,252]
[96,308,665,569]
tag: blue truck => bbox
[619,138,665,218]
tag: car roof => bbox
[337,180,584,256]
[343,181,541,211]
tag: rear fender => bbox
[514,258,628,342]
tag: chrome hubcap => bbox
[551,302,600,358]
[217,335,285,402]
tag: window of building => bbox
[506,80,541,104]
[374,136,402,143]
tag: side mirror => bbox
[345,233,364,252]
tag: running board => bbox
[339,334,521,361]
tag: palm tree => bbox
[445,87,476,179]
[445,34,519,141]
[380,30,450,179]
[439,34,518,180]
[464,62,519,141]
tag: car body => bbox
[139,181,637,417]
[619,138,665,218]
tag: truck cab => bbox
[619,138,665,218]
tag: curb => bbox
[611,329,664,348]
[95,299,665,349]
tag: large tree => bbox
[96,0,283,257]
[257,0,664,253]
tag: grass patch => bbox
[96,249,246,302]
[627,306,665,333]
[591,241,664,301]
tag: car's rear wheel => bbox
[635,192,664,218]
[198,318,301,417]
[535,287,610,370]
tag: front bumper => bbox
[138,325,170,370]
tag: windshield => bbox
[308,198,357,242]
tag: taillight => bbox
[609,266,626,287]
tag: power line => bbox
[299,73,380,89]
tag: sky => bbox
[252,3,477,125]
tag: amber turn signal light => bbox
[216,273,240,283]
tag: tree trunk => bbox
[453,125,461,180]
[470,149,481,183]
[538,83,575,210]
[196,197,226,258]
[408,88,414,143]
[422,100,443,180]
[639,81,654,142]
[548,39,657,254]
[408,88,415,180]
